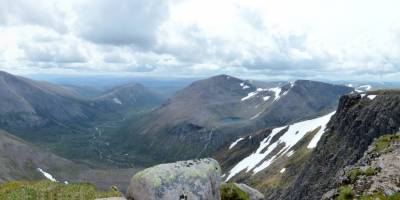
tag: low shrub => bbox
[336,186,355,200]
[221,182,250,200]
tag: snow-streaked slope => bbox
[354,84,373,93]
[37,168,57,182]
[229,137,245,149]
[358,85,372,91]
[225,112,335,181]
[268,87,282,101]
[113,97,122,104]
[241,91,259,101]
[306,113,335,149]
[241,83,294,102]
[250,112,263,120]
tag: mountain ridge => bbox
[110,74,353,167]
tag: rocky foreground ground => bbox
[323,134,400,200]
[97,158,264,200]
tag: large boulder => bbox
[126,158,221,200]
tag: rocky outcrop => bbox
[281,91,400,200]
[126,158,221,200]
[322,134,400,199]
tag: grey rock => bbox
[321,189,337,200]
[126,158,221,200]
[95,198,126,200]
[234,183,265,200]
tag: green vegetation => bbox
[348,168,361,183]
[335,186,355,200]
[364,167,376,176]
[221,182,250,200]
[360,192,400,200]
[373,134,400,153]
[0,180,121,200]
[346,167,377,184]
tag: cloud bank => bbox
[1,0,400,81]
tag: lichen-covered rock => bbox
[233,183,264,200]
[126,158,221,200]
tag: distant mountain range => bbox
[94,83,163,111]
[6,71,396,199]
[109,74,353,166]
[0,71,163,130]
[0,70,164,170]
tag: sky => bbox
[1,0,400,81]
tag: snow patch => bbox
[250,112,262,120]
[241,91,258,101]
[263,96,271,101]
[307,112,336,149]
[240,83,250,90]
[229,138,244,149]
[268,87,282,101]
[358,85,372,91]
[355,89,363,93]
[287,150,295,157]
[225,112,335,181]
[37,168,57,182]
[361,94,366,98]
[113,97,122,104]
[241,83,293,102]
[280,168,286,174]
[367,95,377,100]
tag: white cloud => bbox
[73,0,170,48]
[0,0,400,81]
[0,0,68,32]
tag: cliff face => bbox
[282,91,400,200]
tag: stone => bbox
[126,158,221,200]
[321,189,337,200]
[234,183,265,200]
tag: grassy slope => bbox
[0,180,121,200]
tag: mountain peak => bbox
[94,82,162,108]
[202,74,243,84]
